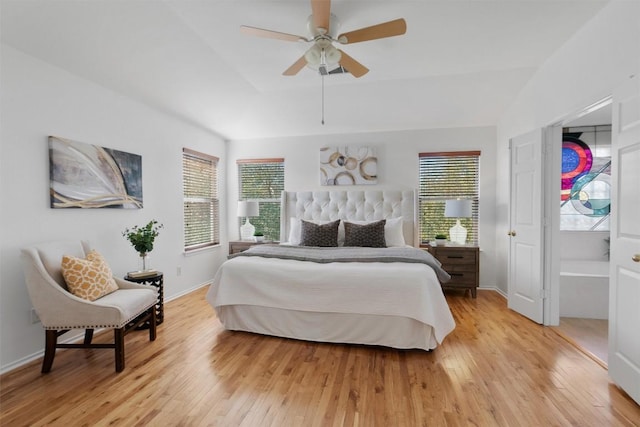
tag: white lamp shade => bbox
[444,199,472,218]
[304,45,322,65]
[324,45,341,64]
[304,44,341,67]
[237,200,259,217]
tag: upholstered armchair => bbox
[21,240,157,373]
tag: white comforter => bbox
[206,255,455,344]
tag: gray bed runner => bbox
[231,244,451,283]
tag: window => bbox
[183,148,219,251]
[238,158,284,241]
[418,151,480,245]
[560,125,611,231]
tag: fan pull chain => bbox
[321,74,325,125]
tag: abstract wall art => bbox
[49,136,143,209]
[319,146,377,186]
[560,126,611,230]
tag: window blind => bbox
[418,151,480,245]
[183,148,219,251]
[238,158,284,241]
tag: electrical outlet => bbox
[176,266,182,276]
[30,308,40,324]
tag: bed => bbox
[206,190,455,351]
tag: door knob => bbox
[633,254,640,263]
[508,230,516,237]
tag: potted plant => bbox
[253,231,265,242]
[123,220,163,271]
[434,234,447,246]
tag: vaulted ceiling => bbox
[1,0,608,140]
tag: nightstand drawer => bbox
[446,271,477,285]
[443,264,476,273]
[434,248,477,264]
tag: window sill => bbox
[183,243,221,256]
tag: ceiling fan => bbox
[240,0,407,78]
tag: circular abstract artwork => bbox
[561,136,593,201]
[319,146,377,185]
[569,172,611,217]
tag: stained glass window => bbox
[560,125,611,231]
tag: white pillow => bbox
[384,217,406,247]
[345,217,405,247]
[288,218,344,245]
[288,218,302,245]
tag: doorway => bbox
[548,98,612,366]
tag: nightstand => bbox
[228,240,276,254]
[427,245,479,298]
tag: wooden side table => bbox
[229,240,276,255]
[426,245,479,298]
[125,271,164,326]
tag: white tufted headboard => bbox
[280,190,418,247]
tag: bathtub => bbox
[560,260,609,319]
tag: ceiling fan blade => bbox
[311,0,331,34]
[337,18,407,44]
[283,56,308,76]
[240,25,307,42]
[337,50,369,78]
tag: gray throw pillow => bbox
[343,220,387,247]
[300,219,340,247]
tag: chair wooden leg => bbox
[149,308,157,341]
[84,329,94,345]
[114,328,125,372]
[42,330,57,373]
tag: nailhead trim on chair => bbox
[42,307,154,330]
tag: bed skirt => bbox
[216,305,438,351]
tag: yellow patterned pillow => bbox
[61,250,118,301]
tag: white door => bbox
[508,129,544,323]
[609,73,640,405]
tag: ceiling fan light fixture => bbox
[304,44,322,65]
[305,43,341,67]
[324,45,341,65]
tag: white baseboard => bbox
[478,286,507,299]
[164,280,211,303]
[0,330,86,375]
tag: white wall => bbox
[560,231,610,262]
[495,0,640,294]
[0,46,228,372]
[227,126,499,289]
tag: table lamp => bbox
[238,200,259,241]
[444,199,472,245]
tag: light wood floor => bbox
[1,288,638,426]
[552,317,609,367]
